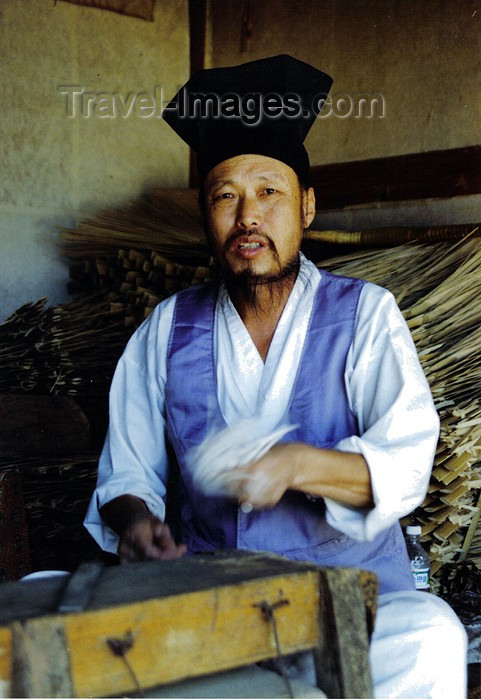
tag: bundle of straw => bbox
[323,237,481,583]
[0,294,132,446]
[61,191,207,262]
[68,247,212,325]
[0,456,101,572]
[307,223,481,247]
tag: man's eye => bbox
[215,192,233,200]
[263,188,277,195]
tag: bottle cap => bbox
[406,525,422,535]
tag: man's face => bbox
[204,154,316,280]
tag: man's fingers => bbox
[157,541,187,560]
[153,521,172,542]
[153,523,187,559]
[118,516,186,562]
[118,536,146,563]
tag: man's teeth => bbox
[239,242,262,249]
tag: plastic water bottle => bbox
[405,525,430,591]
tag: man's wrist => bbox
[100,494,152,537]
[287,442,308,491]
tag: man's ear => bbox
[302,187,316,229]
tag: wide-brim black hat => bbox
[162,54,333,184]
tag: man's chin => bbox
[226,250,297,287]
[225,250,286,278]
[228,266,280,286]
[223,252,272,277]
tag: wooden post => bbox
[10,618,73,698]
[314,568,374,698]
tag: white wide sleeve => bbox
[325,283,440,542]
[84,297,176,553]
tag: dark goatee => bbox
[219,251,301,316]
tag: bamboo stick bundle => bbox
[1,245,214,445]
[69,245,213,326]
[324,239,481,582]
[0,293,133,447]
[465,493,481,568]
[0,299,48,394]
[0,455,101,572]
[61,190,213,327]
[307,223,481,247]
[321,238,481,310]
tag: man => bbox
[85,55,467,697]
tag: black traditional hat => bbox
[162,54,332,184]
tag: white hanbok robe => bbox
[85,253,466,698]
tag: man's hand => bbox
[100,495,187,564]
[118,514,187,564]
[221,442,373,510]
[222,443,297,508]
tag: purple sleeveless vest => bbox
[165,270,415,595]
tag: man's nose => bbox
[235,195,260,229]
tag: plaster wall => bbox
[0,0,189,321]
[208,0,481,166]
[2,0,480,322]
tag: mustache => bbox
[223,228,276,254]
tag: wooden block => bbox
[10,618,73,698]
[68,572,319,696]
[0,552,376,699]
[315,568,374,699]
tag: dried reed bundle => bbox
[0,293,132,447]
[61,192,208,262]
[0,456,101,572]
[307,223,481,247]
[467,500,481,570]
[324,239,481,582]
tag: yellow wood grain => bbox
[0,627,12,697]
[67,572,319,697]
[0,571,319,698]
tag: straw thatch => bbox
[322,235,481,584]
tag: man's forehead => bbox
[206,155,296,188]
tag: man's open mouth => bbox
[231,238,268,258]
[237,242,264,250]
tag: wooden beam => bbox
[188,0,208,188]
[0,552,377,698]
[310,145,481,210]
[10,618,73,698]
[315,568,374,698]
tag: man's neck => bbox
[228,274,297,362]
